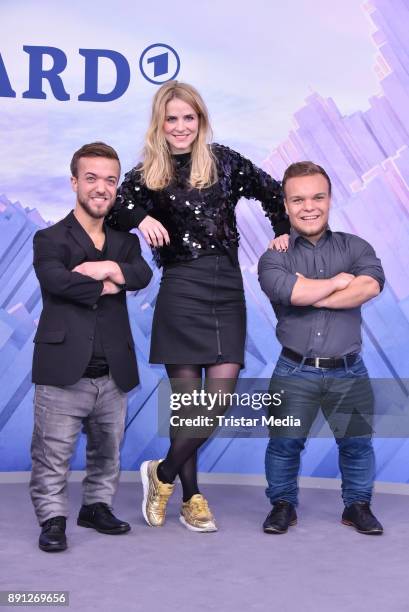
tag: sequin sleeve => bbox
[105,166,153,231]
[218,145,290,236]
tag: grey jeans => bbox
[30,374,127,525]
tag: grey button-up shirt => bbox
[258,228,385,357]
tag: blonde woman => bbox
[107,81,289,532]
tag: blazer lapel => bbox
[63,211,98,261]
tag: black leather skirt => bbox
[149,251,246,366]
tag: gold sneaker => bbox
[140,460,174,527]
[180,494,218,532]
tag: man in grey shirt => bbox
[258,161,384,535]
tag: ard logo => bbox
[0,44,180,101]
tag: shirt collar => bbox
[289,225,332,249]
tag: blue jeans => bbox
[265,354,375,507]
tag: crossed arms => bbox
[33,231,152,306]
[291,273,380,309]
[258,243,384,310]
[72,261,126,296]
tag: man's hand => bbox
[73,261,125,285]
[73,261,114,281]
[312,273,354,307]
[101,280,121,295]
[139,215,170,247]
[291,271,355,307]
[332,272,355,291]
[268,234,289,252]
[314,275,380,309]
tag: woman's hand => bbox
[138,215,170,247]
[268,233,290,252]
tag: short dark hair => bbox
[282,161,332,197]
[70,142,120,177]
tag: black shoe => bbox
[39,516,67,552]
[342,502,383,535]
[77,502,131,535]
[263,500,297,534]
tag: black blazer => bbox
[32,211,152,392]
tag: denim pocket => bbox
[346,356,368,378]
[273,359,299,376]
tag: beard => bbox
[293,218,328,240]
[77,196,114,219]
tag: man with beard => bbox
[30,142,152,552]
[258,161,385,536]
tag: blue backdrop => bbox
[0,0,408,481]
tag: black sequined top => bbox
[106,143,290,266]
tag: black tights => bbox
[158,363,241,502]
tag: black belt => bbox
[282,347,358,369]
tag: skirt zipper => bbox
[213,256,222,358]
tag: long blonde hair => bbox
[141,81,217,190]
